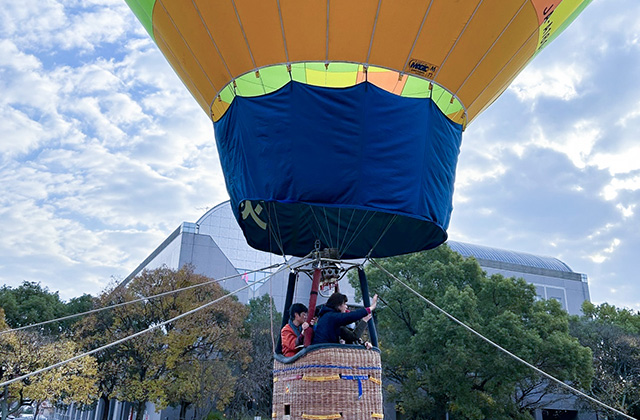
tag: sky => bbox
[0,0,639,309]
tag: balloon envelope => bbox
[126,0,592,258]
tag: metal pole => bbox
[275,271,297,354]
[358,267,379,347]
[304,268,322,347]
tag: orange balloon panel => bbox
[126,0,593,124]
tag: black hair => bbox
[289,303,308,320]
[325,292,348,310]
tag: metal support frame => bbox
[304,268,322,347]
[275,271,298,354]
[358,267,379,347]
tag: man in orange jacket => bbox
[281,303,311,357]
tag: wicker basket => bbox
[273,345,383,419]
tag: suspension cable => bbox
[0,260,308,389]
[0,263,283,336]
[370,259,637,420]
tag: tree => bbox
[570,302,640,418]
[76,266,251,420]
[357,245,593,420]
[22,340,98,419]
[0,309,98,420]
[0,282,66,335]
[228,295,281,418]
[0,282,93,337]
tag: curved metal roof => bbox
[196,201,285,271]
[447,241,573,273]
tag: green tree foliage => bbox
[357,245,593,420]
[0,282,93,336]
[228,295,281,418]
[75,266,251,420]
[570,302,640,417]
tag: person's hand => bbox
[362,313,372,322]
[310,316,318,326]
[364,341,373,350]
[301,322,310,330]
[369,294,378,311]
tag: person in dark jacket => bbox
[312,292,377,345]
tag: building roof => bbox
[196,201,285,271]
[447,241,574,273]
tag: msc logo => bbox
[407,58,438,78]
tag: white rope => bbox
[0,260,308,389]
[0,264,282,336]
[371,259,637,420]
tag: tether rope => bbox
[371,259,637,420]
[0,260,308,389]
[0,264,283,336]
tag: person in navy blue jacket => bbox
[312,292,378,346]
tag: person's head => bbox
[289,303,308,326]
[325,292,348,313]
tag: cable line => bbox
[0,260,306,389]
[371,259,637,420]
[0,263,282,336]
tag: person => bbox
[281,303,311,357]
[339,313,372,346]
[312,292,377,346]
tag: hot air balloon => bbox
[125,0,593,418]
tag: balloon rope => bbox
[338,208,357,256]
[322,207,334,249]
[0,263,282,336]
[339,211,376,259]
[365,215,398,259]
[371,260,637,420]
[307,205,333,250]
[275,0,290,64]
[400,0,434,76]
[454,0,528,101]
[0,260,308,389]
[266,202,288,263]
[365,0,383,65]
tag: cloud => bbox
[510,63,585,103]
[0,0,229,299]
[0,0,132,52]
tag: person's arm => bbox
[337,295,379,326]
[337,308,370,326]
[294,322,310,347]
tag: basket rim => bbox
[274,343,380,364]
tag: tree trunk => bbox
[135,401,146,420]
[33,401,41,420]
[100,395,111,420]
[179,401,188,420]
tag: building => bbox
[57,201,593,420]
[122,201,590,317]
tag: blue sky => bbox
[1,0,639,309]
